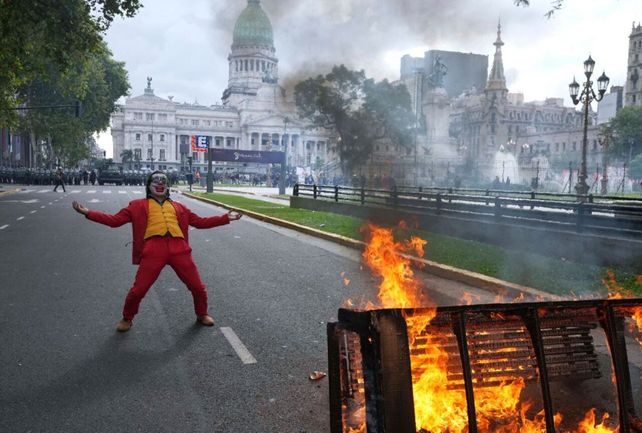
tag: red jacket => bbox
[86,198,230,264]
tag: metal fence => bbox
[293,184,642,238]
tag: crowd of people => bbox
[0,166,97,185]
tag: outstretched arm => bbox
[72,200,132,227]
[188,208,242,229]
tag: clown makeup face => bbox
[150,174,169,199]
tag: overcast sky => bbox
[97,0,639,155]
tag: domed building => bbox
[110,0,334,181]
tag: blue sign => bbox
[210,149,285,164]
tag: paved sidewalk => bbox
[177,184,292,205]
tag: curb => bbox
[183,191,553,301]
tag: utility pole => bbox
[568,161,573,194]
[206,136,213,193]
[279,117,289,195]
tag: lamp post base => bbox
[574,181,589,198]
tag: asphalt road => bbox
[0,184,491,433]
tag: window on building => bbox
[204,120,211,126]
[192,152,199,162]
[134,112,143,120]
[147,148,153,160]
[134,149,141,161]
[158,114,167,121]
[226,137,234,147]
[160,134,165,142]
[572,142,576,151]
[555,143,559,152]
[159,149,165,161]
[146,113,155,121]
[225,121,233,128]
[592,140,597,150]
[148,134,152,141]
[562,142,566,151]
[135,133,140,141]
[192,119,199,126]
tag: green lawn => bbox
[195,191,642,297]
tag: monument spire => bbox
[485,20,508,99]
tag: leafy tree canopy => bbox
[607,105,642,161]
[514,0,564,18]
[19,43,130,167]
[0,0,141,125]
[629,153,642,179]
[294,65,415,175]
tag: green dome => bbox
[232,0,274,47]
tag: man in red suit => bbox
[72,170,242,332]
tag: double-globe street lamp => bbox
[568,55,609,198]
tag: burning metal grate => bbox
[327,299,642,433]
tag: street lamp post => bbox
[150,115,155,170]
[279,117,289,195]
[568,55,609,199]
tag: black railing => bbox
[293,184,642,238]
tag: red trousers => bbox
[123,236,208,320]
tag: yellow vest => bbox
[144,199,184,239]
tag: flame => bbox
[352,223,627,433]
[576,409,617,433]
[362,222,430,309]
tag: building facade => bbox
[111,0,334,176]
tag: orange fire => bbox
[357,223,623,433]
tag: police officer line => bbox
[18,189,145,195]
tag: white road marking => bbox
[88,198,101,203]
[118,191,127,194]
[0,224,8,230]
[23,189,35,193]
[40,206,45,209]
[71,190,81,194]
[103,190,112,194]
[48,202,53,205]
[38,190,48,193]
[87,190,96,194]
[133,191,143,194]
[220,327,257,364]
[30,210,36,214]
[16,216,24,221]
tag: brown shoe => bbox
[196,315,214,326]
[116,318,132,332]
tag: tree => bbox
[121,149,134,169]
[607,105,642,163]
[514,0,564,18]
[0,0,141,125]
[18,43,130,167]
[629,153,642,180]
[294,65,415,175]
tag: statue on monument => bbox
[428,55,448,88]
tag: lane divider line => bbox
[220,327,257,365]
[0,224,8,230]
[17,216,24,221]
[30,210,36,214]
